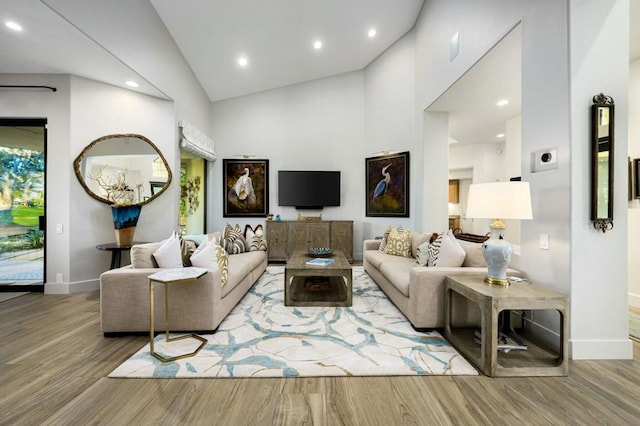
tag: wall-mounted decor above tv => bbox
[278,170,341,209]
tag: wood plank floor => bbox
[1,291,639,425]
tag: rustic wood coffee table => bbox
[284,251,352,307]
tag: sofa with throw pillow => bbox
[100,225,268,335]
[363,227,522,329]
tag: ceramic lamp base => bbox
[482,223,513,286]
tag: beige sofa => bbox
[100,241,267,335]
[363,232,521,329]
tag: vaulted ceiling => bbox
[1,1,638,146]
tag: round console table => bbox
[96,242,146,269]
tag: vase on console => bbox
[111,204,142,246]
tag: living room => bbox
[1,0,639,423]
[0,0,636,360]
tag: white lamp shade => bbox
[466,182,533,220]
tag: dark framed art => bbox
[635,158,640,199]
[223,158,269,217]
[365,151,410,217]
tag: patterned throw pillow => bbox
[384,226,412,257]
[180,237,195,267]
[244,224,268,251]
[378,226,392,252]
[213,236,229,286]
[427,233,443,266]
[223,223,247,254]
[416,240,430,266]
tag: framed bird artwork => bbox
[223,158,269,217]
[365,151,410,217]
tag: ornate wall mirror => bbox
[591,93,614,232]
[73,134,172,206]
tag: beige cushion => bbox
[364,249,392,270]
[222,256,252,297]
[379,259,415,297]
[153,232,183,268]
[130,241,162,268]
[384,227,412,257]
[459,240,486,267]
[231,250,267,270]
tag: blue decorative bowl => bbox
[309,247,333,257]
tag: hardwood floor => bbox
[1,291,639,425]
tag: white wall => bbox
[0,74,71,288]
[363,30,418,238]
[67,76,176,288]
[449,141,507,234]
[629,58,640,308]
[0,73,206,293]
[413,0,631,358]
[569,0,631,359]
[210,72,366,256]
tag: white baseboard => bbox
[45,279,99,294]
[523,316,634,360]
[570,339,634,360]
[629,292,640,309]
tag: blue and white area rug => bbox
[109,266,477,378]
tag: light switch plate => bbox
[539,234,549,250]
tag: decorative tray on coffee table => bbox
[308,247,333,257]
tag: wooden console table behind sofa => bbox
[266,220,353,262]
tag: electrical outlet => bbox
[56,273,63,283]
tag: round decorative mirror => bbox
[73,133,172,206]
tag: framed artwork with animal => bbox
[223,158,269,217]
[365,151,410,217]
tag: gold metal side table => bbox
[148,267,208,362]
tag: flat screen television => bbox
[278,170,341,209]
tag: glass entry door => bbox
[0,119,46,292]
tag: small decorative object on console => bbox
[309,247,333,257]
[305,257,334,266]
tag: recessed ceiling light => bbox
[5,21,23,32]
[125,80,139,88]
[313,40,322,50]
[368,28,377,38]
[496,99,509,107]
[496,133,505,138]
[238,56,248,67]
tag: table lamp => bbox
[466,181,532,285]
